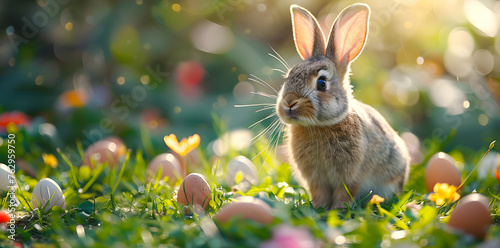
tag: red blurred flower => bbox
[0,211,10,223]
[0,111,30,129]
[175,60,204,97]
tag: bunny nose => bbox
[283,93,299,109]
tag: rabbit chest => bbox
[286,113,365,185]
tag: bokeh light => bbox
[191,20,235,54]
[464,0,498,37]
[233,81,254,102]
[1,0,499,170]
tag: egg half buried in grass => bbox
[425,152,461,192]
[177,173,211,210]
[82,138,126,168]
[226,156,258,191]
[214,196,273,224]
[447,193,491,240]
[32,178,66,212]
[147,153,183,185]
[104,136,127,154]
[0,163,16,193]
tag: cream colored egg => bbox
[0,163,16,193]
[82,140,121,168]
[32,178,66,211]
[425,152,461,192]
[147,153,182,185]
[226,156,258,188]
[177,173,212,209]
[447,193,491,240]
[214,196,273,224]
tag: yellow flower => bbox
[369,194,385,205]
[428,183,460,206]
[42,153,58,168]
[164,133,200,157]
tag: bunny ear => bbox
[291,5,326,60]
[325,4,370,71]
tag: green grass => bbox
[1,125,500,248]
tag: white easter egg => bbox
[32,178,66,211]
[0,163,16,193]
[226,156,258,191]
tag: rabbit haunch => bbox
[276,4,410,209]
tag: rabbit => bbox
[276,3,411,209]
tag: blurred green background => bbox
[1,0,500,165]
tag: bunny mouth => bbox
[284,109,299,121]
[277,97,316,125]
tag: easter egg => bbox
[177,173,211,209]
[0,163,16,193]
[147,153,182,185]
[214,196,273,224]
[82,140,122,168]
[104,136,127,156]
[226,156,258,188]
[447,193,491,240]
[32,178,66,211]
[425,152,461,192]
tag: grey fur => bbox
[276,4,410,209]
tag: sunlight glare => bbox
[464,0,498,37]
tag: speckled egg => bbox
[226,156,258,187]
[447,193,491,240]
[214,196,273,224]
[147,153,183,185]
[32,178,66,211]
[0,163,16,193]
[425,152,461,192]
[177,173,212,209]
[82,140,123,168]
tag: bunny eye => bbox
[317,77,327,91]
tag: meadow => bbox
[1,0,500,247]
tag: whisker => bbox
[235,103,275,108]
[252,91,277,99]
[251,118,280,144]
[251,122,280,160]
[249,74,278,93]
[256,106,276,113]
[258,122,284,173]
[252,119,282,161]
[272,68,287,75]
[268,45,290,70]
[249,112,277,129]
